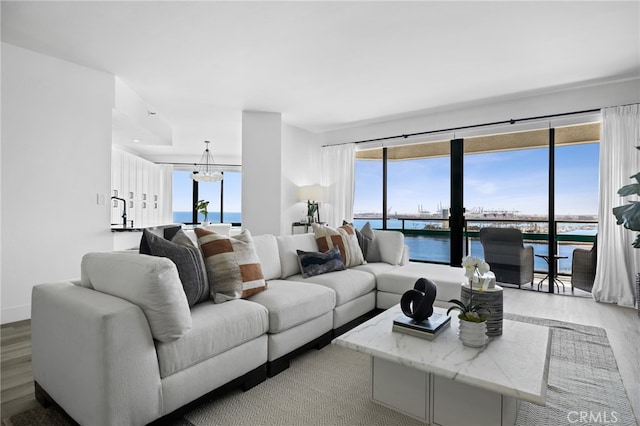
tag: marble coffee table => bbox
[333,305,550,426]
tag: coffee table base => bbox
[372,357,520,425]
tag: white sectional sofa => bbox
[31,228,467,426]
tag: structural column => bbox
[242,111,283,236]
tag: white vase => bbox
[458,319,488,348]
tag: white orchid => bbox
[461,256,490,278]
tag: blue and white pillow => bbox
[296,246,346,278]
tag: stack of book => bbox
[392,312,451,340]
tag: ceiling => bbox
[2,1,639,165]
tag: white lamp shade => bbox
[297,185,326,202]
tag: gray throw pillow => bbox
[297,246,346,278]
[359,221,377,262]
[140,229,210,306]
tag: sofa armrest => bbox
[372,230,405,265]
[401,244,410,266]
[32,282,163,426]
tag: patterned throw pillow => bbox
[343,220,374,261]
[139,229,210,307]
[194,228,267,303]
[297,247,346,278]
[312,223,365,267]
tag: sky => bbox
[354,143,600,217]
[173,170,242,212]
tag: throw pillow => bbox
[343,220,374,261]
[359,221,375,261]
[296,247,346,278]
[139,229,210,306]
[195,228,267,303]
[81,252,191,342]
[312,223,365,267]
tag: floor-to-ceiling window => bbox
[464,131,550,263]
[172,170,242,224]
[554,141,599,275]
[353,121,600,287]
[353,156,383,227]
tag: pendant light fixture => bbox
[190,140,223,182]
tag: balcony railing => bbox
[352,216,597,276]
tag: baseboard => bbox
[1,304,31,325]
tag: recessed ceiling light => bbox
[132,139,141,143]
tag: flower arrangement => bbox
[307,201,318,223]
[447,256,490,323]
[462,255,490,288]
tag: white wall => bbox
[281,123,321,234]
[1,43,114,323]
[241,111,283,236]
[320,77,640,147]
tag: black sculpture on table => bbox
[400,278,438,322]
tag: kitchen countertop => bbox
[110,224,181,233]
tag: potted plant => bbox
[196,199,210,225]
[447,256,490,347]
[612,145,640,314]
[307,201,318,223]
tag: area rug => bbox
[4,315,637,426]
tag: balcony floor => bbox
[504,272,592,298]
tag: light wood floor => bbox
[1,288,639,423]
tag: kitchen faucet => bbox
[111,196,127,227]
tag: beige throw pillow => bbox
[312,223,365,267]
[195,228,267,303]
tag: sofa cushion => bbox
[252,234,282,281]
[286,268,375,307]
[155,299,268,378]
[139,229,210,306]
[312,223,365,267]
[195,228,267,303]
[80,252,191,342]
[351,261,399,277]
[276,233,319,279]
[297,247,346,278]
[248,280,336,334]
[376,262,466,303]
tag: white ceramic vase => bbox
[458,319,488,348]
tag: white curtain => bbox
[321,143,356,227]
[592,104,640,307]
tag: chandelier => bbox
[190,140,223,182]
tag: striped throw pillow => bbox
[312,223,365,267]
[194,228,267,303]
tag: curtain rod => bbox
[323,107,604,147]
[156,162,241,167]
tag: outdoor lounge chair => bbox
[479,227,534,288]
[570,235,597,293]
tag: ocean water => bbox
[173,211,242,224]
